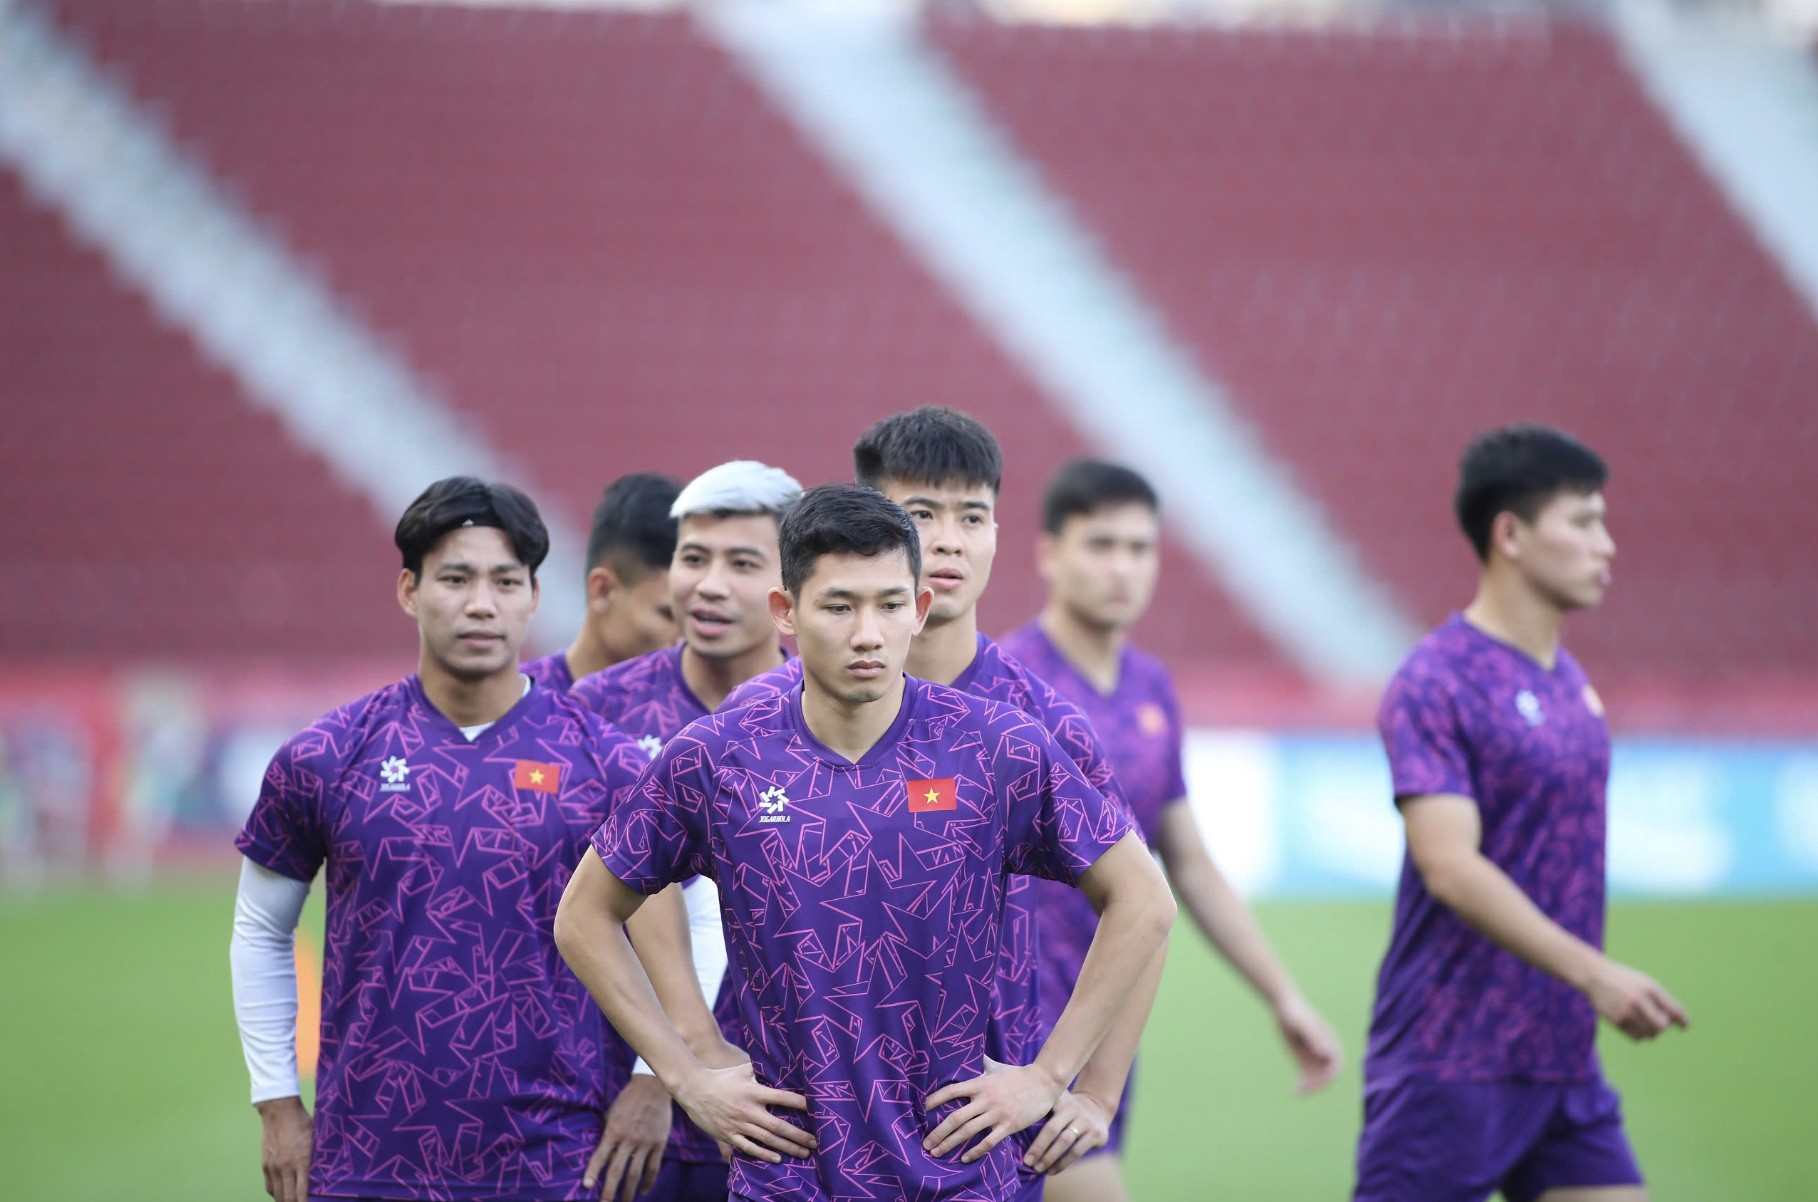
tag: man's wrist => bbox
[1028,1054,1072,1098]
[254,1095,306,1119]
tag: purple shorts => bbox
[644,1157,729,1202]
[1353,1076,1643,1202]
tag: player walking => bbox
[1353,425,1688,1202]
[228,477,651,1202]
[1001,457,1344,1202]
[555,483,1177,1202]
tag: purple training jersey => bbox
[570,644,734,1164]
[999,622,1186,1085]
[522,649,577,693]
[592,677,1135,1202]
[235,676,651,1200]
[1368,613,1612,1085]
[722,633,1133,1075]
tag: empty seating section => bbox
[0,172,401,661]
[34,0,1272,664]
[10,3,1816,683]
[934,19,1818,676]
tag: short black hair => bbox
[853,406,1003,494]
[1455,424,1608,561]
[779,484,922,597]
[585,472,680,580]
[1041,458,1159,534]
[394,476,550,579]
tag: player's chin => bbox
[438,640,516,679]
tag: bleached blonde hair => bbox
[670,460,803,523]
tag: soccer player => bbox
[568,459,802,1202]
[522,472,682,690]
[1353,425,1688,1202]
[229,477,651,1202]
[554,483,1177,1202]
[722,407,1165,1183]
[1001,458,1344,1202]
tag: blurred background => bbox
[3,0,1816,1197]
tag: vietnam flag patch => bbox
[907,777,958,813]
[513,760,562,793]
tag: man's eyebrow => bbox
[902,494,992,512]
[818,584,912,600]
[679,540,769,559]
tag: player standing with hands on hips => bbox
[1353,425,1688,1202]
[555,484,1176,1202]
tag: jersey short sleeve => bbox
[234,727,333,883]
[590,731,714,893]
[999,711,1135,885]
[1378,662,1474,803]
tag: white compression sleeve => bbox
[630,877,731,1079]
[230,857,311,1104]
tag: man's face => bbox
[772,550,932,706]
[594,563,678,662]
[670,513,782,660]
[399,526,539,681]
[1038,502,1161,633]
[1502,490,1616,611]
[876,477,996,627]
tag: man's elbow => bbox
[553,876,591,966]
[1120,871,1177,948]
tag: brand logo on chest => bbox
[1515,690,1545,728]
[757,785,791,824]
[637,734,664,760]
[379,756,411,793]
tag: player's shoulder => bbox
[520,650,573,693]
[1388,615,1482,691]
[914,675,1048,743]
[528,684,647,768]
[286,678,412,763]
[576,645,680,709]
[994,620,1046,665]
[719,657,803,712]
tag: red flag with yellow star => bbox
[906,777,957,813]
[513,760,561,793]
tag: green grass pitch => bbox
[1,885,1813,1200]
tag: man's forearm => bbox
[1032,855,1175,1089]
[625,882,723,1055]
[555,889,705,1095]
[1425,850,1602,990]
[1069,930,1167,1105]
[1168,855,1299,1009]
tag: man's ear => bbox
[1033,531,1057,586]
[768,586,797,638]
[397,568,419,619]
[585,564,620,615]
[912,584,934,633]
[1490,511,1526,563]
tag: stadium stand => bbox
[0,170,400,661]
[9,1,1818,700]
[932,17,1818,680]
[29,0,1273,666]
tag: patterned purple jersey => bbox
[570,644,708,763]
[1367,613,1611,1085]
[591,678,1136,1202]
[570,644,731,1164]
[522,649,576,693]
[234,676,650,1200]
[999,621,1186,1042]
[722,634,1132,1075]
